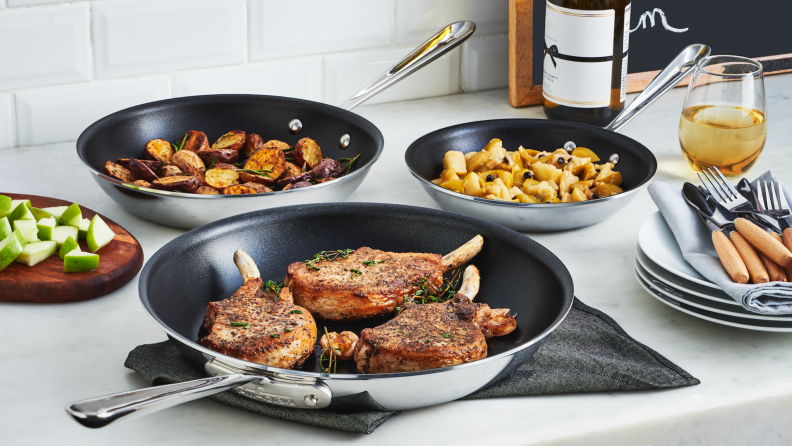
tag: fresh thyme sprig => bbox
[288,310,303,314]
[304,249,353,271]
[172,133,188,152]
[339,153,361,176]
[350,268,362,276]
[319,327,341,374]
[395,267,463,314]
[362,259,387,266]
[231,321,251,329]
[264,280,284,300]
[236,168,272,178]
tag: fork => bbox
[697,167,782,232]
[758,180,792,242]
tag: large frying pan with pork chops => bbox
[66,203,574,428]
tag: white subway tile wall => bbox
[0,4,91,92]
[15,78,171,146]
[0,0,509,149]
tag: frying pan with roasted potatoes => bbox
[102,130,361,195]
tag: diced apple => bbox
[0,230,27,271]
[13,219,40,243]
[87,215,115,253]
[7,200,33,223]
[26,203,54,221]
[78,218,90,240]
[0,217,11,240]
[59,236,80,260]
[0,195,11,218]
[59,203,82,227]
[37,217,57,241]
[52,226,79,247]
[64,251,99,273]
[41,206,68,220]
[15,241,57,267]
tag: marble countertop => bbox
[2,74,792,445]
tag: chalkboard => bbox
[508,0,792,108]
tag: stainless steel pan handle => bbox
[605,43,711,132]
[65,374,259,429]
[338,21,476,111]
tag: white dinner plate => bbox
[637,212,719,289]
[635,262,792,321]
[634,269,792,332]
[635,245,737,305]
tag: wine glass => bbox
[679,55,767,176]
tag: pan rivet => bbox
[339,134,351,150]
[563,141,576,154]
[304,395,318,407]
[288,119,303,134]
[609,153,620,164]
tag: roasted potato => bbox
[171,150,206,176]
[212,130,246,151]
[242,182,272,193]
[214,163,239,171]
[283,181,313,190]
[222,184,260,195]
[241,147,286,184]
[103,161,137,183]
[132,180,152,188]
[294,138,323,169]
[281,161,302,179]
[197,149,239,166]
[195,185,220,195]
[152,175,201,193]
[204,168,240,189]
[145,139,174,164]
[443,151,467,175]
[160,165,183,177]
[181,130,209,153]
[243,133,264,159]
[128,158,159,182]
[264,139,291,151]
[116,158,161,172]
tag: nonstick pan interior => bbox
[139,203,574,376]
[406,118,656,193]
[77,94,383,180]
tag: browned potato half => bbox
[222,184,259,195]
[128,158,159,182]
[160,165,183,177]
[197,149,239,166]
[241,147,286,184]
[116,158,161,172]
[204,168,240,189]
[103,161,137,183]
[214,163,238,170]
[242,182,273,193]
[195,185,220,195]
[171,150,206,176]
[243,133,264,159]
[294,138,323,169]
[281,161,302,179]
[132,180,152,188]
[264,140,291,151]
[152,175,201,193]
[145,139,174,164]
[212,130,246,151]
[181,130,209,153]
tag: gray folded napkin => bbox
[125,297,698,434]
[648,171,792,315]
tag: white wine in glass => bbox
[678,56,767,176]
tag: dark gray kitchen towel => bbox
[125,297,699,434]
[649,171,792,314]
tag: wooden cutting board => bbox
[0,193,144,303]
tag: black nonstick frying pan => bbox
[66,203,574,427]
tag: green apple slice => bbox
[26,203,54,221]
[7,200,33,223]
[64,251,99,273]
[0,217,11,240]
[87,215,115,253]
[78,218,90,240]
[52,225,79,247]
[37,217,57,241]
[42,206,68,220]
[0,230,27,271]
[13,219,40,243]
[0,195,11,218]
[59,203,82,227]
[15,240,57,266]
[58,236,80,260]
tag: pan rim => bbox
[138,202,575,380]
[75,94,384,199]
[404,117,657,208]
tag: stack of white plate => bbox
[635,212,792,332]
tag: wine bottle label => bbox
[620,3,631,102]
[543,1,615,108]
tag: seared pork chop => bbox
[285,235,484,321]
[199,250,317,369]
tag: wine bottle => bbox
[542,0,631,126]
